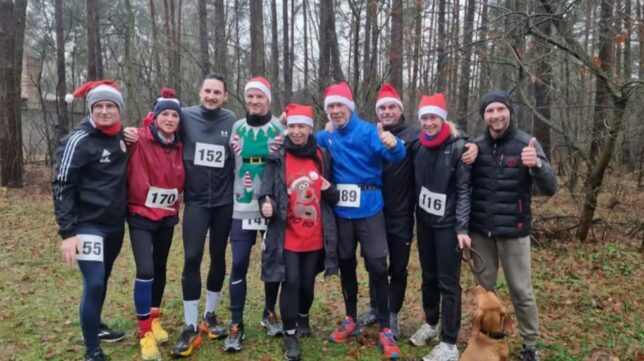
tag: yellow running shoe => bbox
[140,332,161,360]
[151,318,169,344]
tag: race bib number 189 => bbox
[242,218,268,231]
[194,142,225,168]
[76,234,104,262]
[419,187,446,216]
[145,187,179,210]
[336,184,361,208]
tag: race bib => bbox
[242,217,268,231]
[76,234,104,262]
[145,187,179,210]
[194,142,225,168]
[337,184,361,208]
[418,187,446,216]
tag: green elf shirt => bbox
[230,115,284,219]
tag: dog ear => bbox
[471,310,482,336]
[501,312,513,334]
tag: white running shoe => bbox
[422,342,459,361]
[409,323,439,346]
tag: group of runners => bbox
[53,73,556,361]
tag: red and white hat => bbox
[375,83,403,111]
[418,93,447,120]
[65,80,125,113]
[285,103,314,127]
[245,76,272,103]
[324,82,355,111]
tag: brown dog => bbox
[460,285,513,361]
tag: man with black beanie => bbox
[468,90,557,361]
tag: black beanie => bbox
[479,91,513,118]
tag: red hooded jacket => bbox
[127,125,185,221]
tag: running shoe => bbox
[199,312,227,339]
[328,316,359,343]
[261,311,283,336]
[223,323,245,352]
[379,327,402,359]
[140,332,161,360]
[151,318,168,344]
[98,323,125,343]
[282,333,301,360]
[171,325,202,358]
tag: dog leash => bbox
[461,245,486,286]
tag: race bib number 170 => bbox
[418,187,446,216]
[145,187,179,210]
[194,142,225,168]
[76,234,104,262]
[336,184,361,208]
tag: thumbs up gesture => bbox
[377,122,398,149]
[521,137,540,168]
[261,196,274,218]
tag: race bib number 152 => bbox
[419,187,446,216]
[76,234,104,262]
[194,142,225,168]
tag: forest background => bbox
[0,0,642,360]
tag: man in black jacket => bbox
[470,91,557,361]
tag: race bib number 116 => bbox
[419,187,446,217]
[76,234,104,262]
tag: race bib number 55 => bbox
[419,187,446,216]
[145,187,179,210]
[336,184,361,208]
[76,234,103,262]
[194,142,225,168]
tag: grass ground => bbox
[0,165,641,361]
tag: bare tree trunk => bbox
[328,2,345,83]
[456,0,476,130]
[389,0,403,94]
[250,0,265,76]
[124,0,139,125]
[318,0,331,92]
[270,0,281,111]
[234,0,241,95]
[214,0,226,74]
[0,0,27,187]
[149,0,161,87]
[621,0,633,167]
[283,0,292,103]
[434,0,447,92]
[532,15,552,158]
[303,0,309,89]
[55,0,68,139]
[409,0,422,114]
[348,1,363,95]
[198,0,209,75]
[478,0,490,98]
[86,0,100,80]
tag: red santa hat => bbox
[324,82,355,111]
[285,103,314,127]
[244,76,272,103]
[65,80,125,113]
[375,83,403,111]
[418,93,447,120]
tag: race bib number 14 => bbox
[336,184,361,208]
[242,218,268,231]
[194,142,225,168]
[76,234,104,262]
[419,187,446,216]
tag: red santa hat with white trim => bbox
[417,93,447,121]
[324,82,355,111]
[65,80,125,114]
[284,103,314,127]
[375,83,403,111]
[245,76,272,103]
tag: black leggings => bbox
[129,225,174,308]
[280,249,324,331]
[181,204,233,301]
[416,223,462,344]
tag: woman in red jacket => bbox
[127,88,185,360]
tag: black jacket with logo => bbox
[52,117,127,239]
[181,106,237,207]
[470,125,557,238]
[413,131,471,234]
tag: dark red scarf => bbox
[419,122,451,148]
[94,120,122,136]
